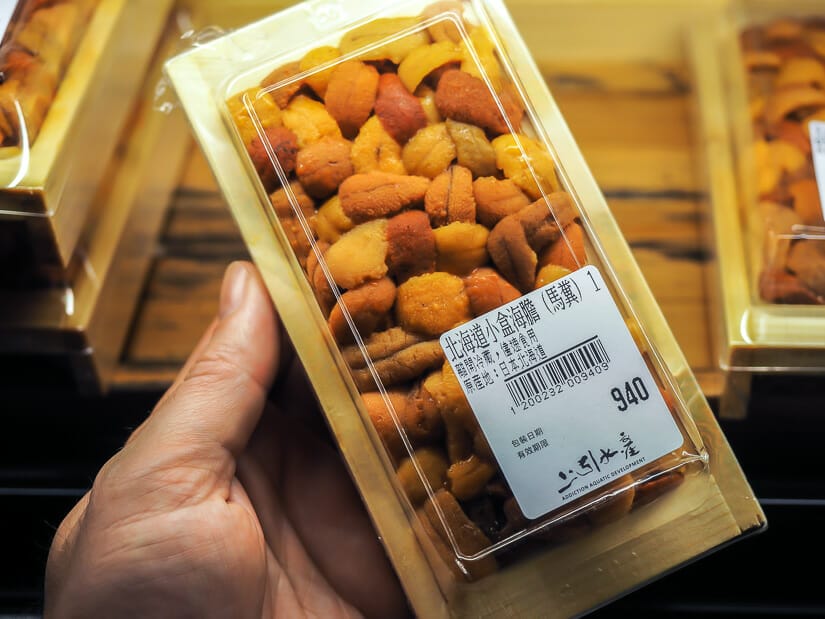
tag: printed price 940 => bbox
[610,377,650,412]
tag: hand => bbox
[45,262,410,619]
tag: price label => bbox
[440,266,684,519]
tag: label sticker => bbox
[0,2,19,42]
[811,121,825,222]
[440,266,684,520]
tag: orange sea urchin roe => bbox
[396,272,472,336]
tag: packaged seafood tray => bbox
[688,0,825,415]
[0,0,174,280]
[166,0,766,615]
[0,19,190,393]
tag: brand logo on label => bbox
[440,266,684,520]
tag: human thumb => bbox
[134,261,280,462]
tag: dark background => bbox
[2,374,823,617]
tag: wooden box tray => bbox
[0,0,174,278]
[0,25,191,393]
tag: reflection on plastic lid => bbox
[7,100,30,188]
[63,286,75,317]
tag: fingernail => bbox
[219,262,249,319]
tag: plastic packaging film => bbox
[166,0,766,614]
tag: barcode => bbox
[506,336,609,405]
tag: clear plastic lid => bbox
[219,0,709,580]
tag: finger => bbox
[133,261,280,460]
[236,454,358,617]
[130,269,293,447]
[45,492,90,595]
[280,355,329,437]
[158,318,220,409]
[270,412,410,619]
[270,318,296,396]
[126,318,220,447]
